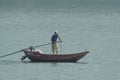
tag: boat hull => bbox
[23,50,89,62]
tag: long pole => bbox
[0,41,61,58]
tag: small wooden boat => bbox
[23,50,89,62]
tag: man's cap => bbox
[54,31,58,33]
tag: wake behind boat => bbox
[23,49,89,62]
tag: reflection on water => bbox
[0,60,23,65]
[0,59,89,65]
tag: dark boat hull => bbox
[23,50,89,62]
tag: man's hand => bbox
[60,40,62,42]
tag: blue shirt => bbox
[51,34,58,42]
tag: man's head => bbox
[54,31,58,34]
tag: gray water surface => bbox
[0,0,120,80]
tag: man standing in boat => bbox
[51,31,62,55]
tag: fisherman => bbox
[21,46,44,60]
[51,31,62,55]
[21,46,35,61]
[29,46,44,54]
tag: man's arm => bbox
[58,35,62,42]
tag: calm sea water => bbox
[0,0,120,80]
